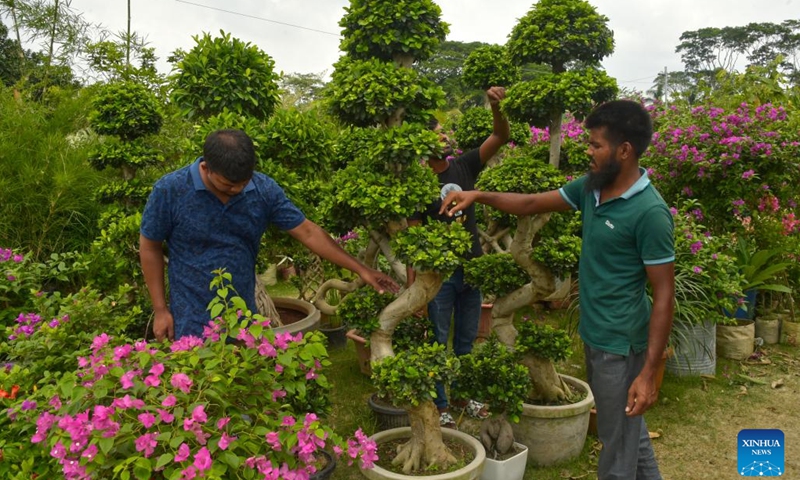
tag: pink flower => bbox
[272,390,287,402]
[191,405,207,424]
[157,409,174,423]
[216,417,230,429]
[162,394,177,407]
[135,433,158,458]
[193,446,212,472]
[175,442,191,462]
[81,444,98,461]
[218,432,236,450]
[138,412,157,428]
[149,363,165,376]
[180,466,197,479]
[120,370,139,389]
[144,375,161,387]
[742,169,755,179]
[170,373,193,394]
[281,416,296,427]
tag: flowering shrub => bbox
[643,102,800,243]
[671,201,746,325]
[8,272,377,479]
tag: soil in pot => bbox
[375,438,475,476]
[276,306,306,326]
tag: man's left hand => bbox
[361,269,400,294]
[625,374,658,416]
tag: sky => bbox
[64,0,799,92]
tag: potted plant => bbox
[453,336,531,480]
[363,343,486,479]
[8,271,378,479]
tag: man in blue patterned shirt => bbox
[140,129,398,341]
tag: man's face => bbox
[201,163,249,200]
[585,126,622,191]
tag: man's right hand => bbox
[440,190,480,217]
[153,309,175,342]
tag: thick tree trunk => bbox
[548,110,563,168]
[519,354,571,403]
[480,415,515,457]
[370,270,442,361]
[392,401,456,474]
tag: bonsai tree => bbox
[453,336,530,457]
[505,0,618,168]
[515,321,576,402]
[315,0,481,471]
[371,343,460,473]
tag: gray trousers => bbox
[585,344,663,480]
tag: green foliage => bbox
[88,138,164,171]
[93,179,152,206]
[391,221,472,275]
[453,107,530,151]
[392,315,435,352]
[414,40,491,110]
[88,81,163,141]
[515,321,573,362]
[325,57,444,127]
[0,20,24,86]
[258,108,338,179]
[0,87,107,258]
[732,239,791,294]
[463,254,529,298]
[332,126,381,170]
[372,342,459,408]
[532,235,582,278]
[169,30,280,121]
[477,147,566,195]
[452,336,529,422]
[502,70,618,126]
[336,287,396,337]
[462,45,520,91]
[339,0,449,63]
[189,109,265,158]
[506,0,614,70]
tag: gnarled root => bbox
[392,401,456,474]
[521,354,572,403]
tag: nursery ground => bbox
[265,285,800,480]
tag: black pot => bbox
[319,324,348,350]
[368,393,410,431]
[309,449,336,480]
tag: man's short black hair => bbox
[203,129,256,182]
[584,100,653,159]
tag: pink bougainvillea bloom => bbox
[135,433,158,458]
[274,364,284,374]
[120,370,139,389]
[180,466,197,480]
[218,433,236,450]
[91,333,111,351]
[692,266,703,274]
[50,441,66,459]
[193,446,212,472]
[191,405,207,424]
[305,370,318,380]
[112,395,145,410]
[175,442,191,462]
[272,390,287,402]
[170,373,193,394]
[138,412,157,429]
[162,394,177,407]
[144,375,161,387]
[81,444,98,461]
[742,169,755,179]
[216,417,230,429]
[149,363,165,376]
[281,416,296,427]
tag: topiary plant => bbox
[462,44,520,92]
[515,321,576,403]
[452,336,530,458]
[453,106,531,152]
[169,30,280,121]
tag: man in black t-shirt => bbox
[408,86,510,427]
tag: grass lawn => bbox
[268,283,800,479]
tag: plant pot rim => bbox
[485,441,528,463]
[360,427,486,480]
[271,297,321,334]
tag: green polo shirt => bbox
[559,168,674,356]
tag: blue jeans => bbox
[585,344,662,480]
[428,266,482,409]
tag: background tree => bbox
[415,40,489,110]
[0,20,24,85]
[505,0,617,168]
[278,71,327,110]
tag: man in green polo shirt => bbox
[439,100,674,480]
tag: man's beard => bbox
[585,156,622,192]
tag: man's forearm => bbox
[474,191,539,216]
[491,104,510,142]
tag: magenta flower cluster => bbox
[21,310,378,480]
[7,312,70,341]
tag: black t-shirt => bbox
[413,148,484,259]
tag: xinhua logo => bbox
[738,429,784,476]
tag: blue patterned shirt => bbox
[140,158,305,339]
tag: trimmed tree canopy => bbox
[507,0,614,70]
[339,0,449,63]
